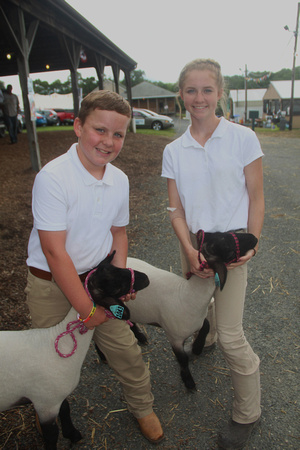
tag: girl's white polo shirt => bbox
[162,117,263,233]
[27,143,129,273]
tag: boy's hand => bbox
[85,306,109,330]
[120,292,137,302]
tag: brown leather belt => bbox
[29,266,90,283]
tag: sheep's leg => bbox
[172,345,196,391]
[94,323,148,363]
[36,414,59,450]
[59,399,82,443]
[192,319,210,355]
[94,343,107,362]
[131,322,148,345]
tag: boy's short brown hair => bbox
[78,90,131,124]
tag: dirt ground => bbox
[0,128,299,449]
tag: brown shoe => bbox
[137,412,164,444]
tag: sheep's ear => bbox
[99,250,116,267]
[206,256,227,291]
[133,270,150,291]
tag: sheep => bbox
[94,231,258,391]
[0,252,149,450]
[127,231,258,390]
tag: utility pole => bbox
[289,2,300,131]
[244,64,248,122]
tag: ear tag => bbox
[110,305,124,319]
[215,273,220,287]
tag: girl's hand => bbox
[189,249,215,279]
[227,249,257,270]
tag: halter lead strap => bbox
[186,230,241,280]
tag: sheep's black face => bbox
[87,252,150,321]
[200,232,258,290]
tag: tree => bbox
[33,79,52,94]
[78,76,99,96]
[225,75,245,90]
[153,81,178,92]
[130,69,146,86]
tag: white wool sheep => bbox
[0,307,92,448]
[0,254,149,450]
[127,258,213,390]
[124,231,258,390]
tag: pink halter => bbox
[186,230,241,280]
[55,266,135,358]
[84,267,134,325]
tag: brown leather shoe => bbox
[137,412,164,444]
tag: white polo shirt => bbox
[27,143,129,273]
[162,117,263,233]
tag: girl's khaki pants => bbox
[180,235,261,424]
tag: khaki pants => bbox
[25,270,154,419]
[179,235,261,423]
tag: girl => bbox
[162,59,264,449]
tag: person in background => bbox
[162,59,264,449]
[25,90,164,444]
[1,84,20,144]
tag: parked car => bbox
[39,109,59,126]
[36,112,47,127]
[20,110,47,128]
[53,108,75,125]
[137,108,171,119]
[133,108,174,131]
[0,110,6,137]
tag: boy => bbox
[25,90,164,444]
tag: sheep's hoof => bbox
[185,382,197,391]
[67,429,82,443]
[182,376,197,391]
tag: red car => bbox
[53,109,75,126]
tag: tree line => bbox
[1,67,299,96]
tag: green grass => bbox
[23,124,300,139]
[36,125,74,132]
[21,125,74,133]
[135,128,176,138]
[255,127,300,138]
[23,125,176,138]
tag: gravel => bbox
[0,127,299,449]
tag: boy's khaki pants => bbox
[25,270,154,419]
[180,235,261,424]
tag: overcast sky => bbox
[1,0,299,96]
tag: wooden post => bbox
[289,2,300,131]
[111,63,120,93]
[95,55,106,91]
[244,64,248,122]
[62,36,80,117]
[2,5,41,171]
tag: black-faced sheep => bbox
[93,231,258,390]
[0,253,149,450]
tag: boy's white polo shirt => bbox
[162,118,263,233]
[27,143,129,273]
